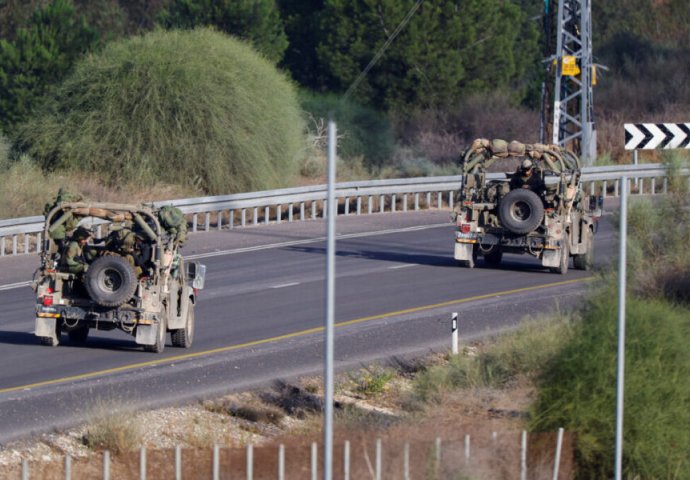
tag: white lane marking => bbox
[0,281,31,291]
[271,282,300,289]
[185,223,449,260]
[388,264,417,270]
[0,223,452,291]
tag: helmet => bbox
[73,227,91,241]
[521,159,533,170]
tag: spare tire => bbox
[498,189,544,234]
[85,256,138,307]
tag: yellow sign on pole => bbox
[561,56,580,76]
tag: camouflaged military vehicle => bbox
[33,202,205,352]
[453,139,598,273]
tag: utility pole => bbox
[542,0,596,165]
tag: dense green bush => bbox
[531,291,690,478]
[299,91,394,169]
[13,27,306,195]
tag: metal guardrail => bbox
[0,163,680,257]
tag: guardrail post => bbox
[289,203,294,222]
[415,193,419,211]
[253,207,258,225]
[368,196,373,214]
[345,197,350,215]
[449,191,454,208]
[205,212,211,231]
[663,177,668,194]
[426,192,431,209]
[1,237,5,256]
[230,210,235,229]
[603,181,608,199]
[13,235,17,255]
[24,234,29,254]
[403,193,408,212]
[614,180,619,197]
[437,191,442,209]
[264,206,270,224]
[300,202,305,221]
[357,197,362,215]
[277,204,283,224]
[312,201,317,220]
[651,178,656,195]
[379,195,385,213]
[392,194,397,213]
[192,214,198,232]
[217,211,222,230]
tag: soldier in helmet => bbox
[115,229,151,277]
[510,159,545,192]
[60,227,93,274]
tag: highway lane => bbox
[0,211,615,442]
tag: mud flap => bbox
[135,324,158,345]
[541,249,561,268]
[35,317,58,342]
[168,286,193,329]
[454,243,474,261]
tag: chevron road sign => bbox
[625,123,690,150]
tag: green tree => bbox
[315,0,539,111]
[0,0,98,134]
[158,0,288,63]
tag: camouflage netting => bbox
[461,138,581,174]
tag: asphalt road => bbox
[0,211,616,443]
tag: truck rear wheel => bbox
[85,256,138,307]
[498,189,544,235]
[171,302,195,348]
[483,247,502,267]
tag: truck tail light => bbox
[460,224,471,234]
[43,296,54,306]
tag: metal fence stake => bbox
[311,442,318,480]
[521,430,528,480]
[552,427,564,480]
[278,444,285,480]
[344,441,350,480]
[21,459,28,480]
[175,445,182,480]
[212,444,220,480]
[247,444,253,480]
[103,451,110,480]
[435,437,441,478]
[375,438,382,480]
[140,447,146,480]
[65,455,72,480]
[403,442,410,480]
[464,434,470,464]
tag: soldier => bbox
[510,159,546,192]
[117,229,151,277]
[60,227,92,274]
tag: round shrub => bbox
[14,27,305,195]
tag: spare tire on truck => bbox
[498,189,544,235]
[85,256,138,307]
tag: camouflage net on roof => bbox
[460,138,581,174]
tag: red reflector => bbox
[43,296,53,306]
[46,287,54,294]
[460,224,471,234]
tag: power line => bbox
[342,0,423,103]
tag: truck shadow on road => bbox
[284,245,456,267]
[0,330,143,352]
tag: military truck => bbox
[32,202,205,352]
[452,139,597,273]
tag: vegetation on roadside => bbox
[13,28,305,196]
